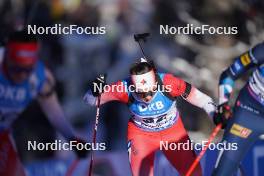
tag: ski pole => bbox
[134,33,150,59]
[66,159,79,176]
[88,94,102,176]
[186,123,222,176]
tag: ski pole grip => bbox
[97,73,107,83]
[134,33,150,42]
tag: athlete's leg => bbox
[212,103,262,176]
[161,118,202,176]
[0,131,26,176]
[163,135,202,176]
[127,121,160,176]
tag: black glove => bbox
[90,74,106,97]
[69,138,90,159]
[213,103,232,129]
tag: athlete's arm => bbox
[83,81,129,106]
[185,87,216,119]
[37,68,75,140]
[219,42,264,104]
[163,74,216,118]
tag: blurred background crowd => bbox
[1,0,264,175]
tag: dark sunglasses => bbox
[7,65,34,74]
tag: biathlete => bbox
[84,58,217,176]
[0,30,87,176]
[213,42,264,175]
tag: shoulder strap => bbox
[124,79,135,106]
[127,93,135,106]
[156,73,176,101]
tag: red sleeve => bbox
[162,74,187,97]
[100,81,129,104]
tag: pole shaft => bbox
[88,95,101,176]
[186,124,222,176]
